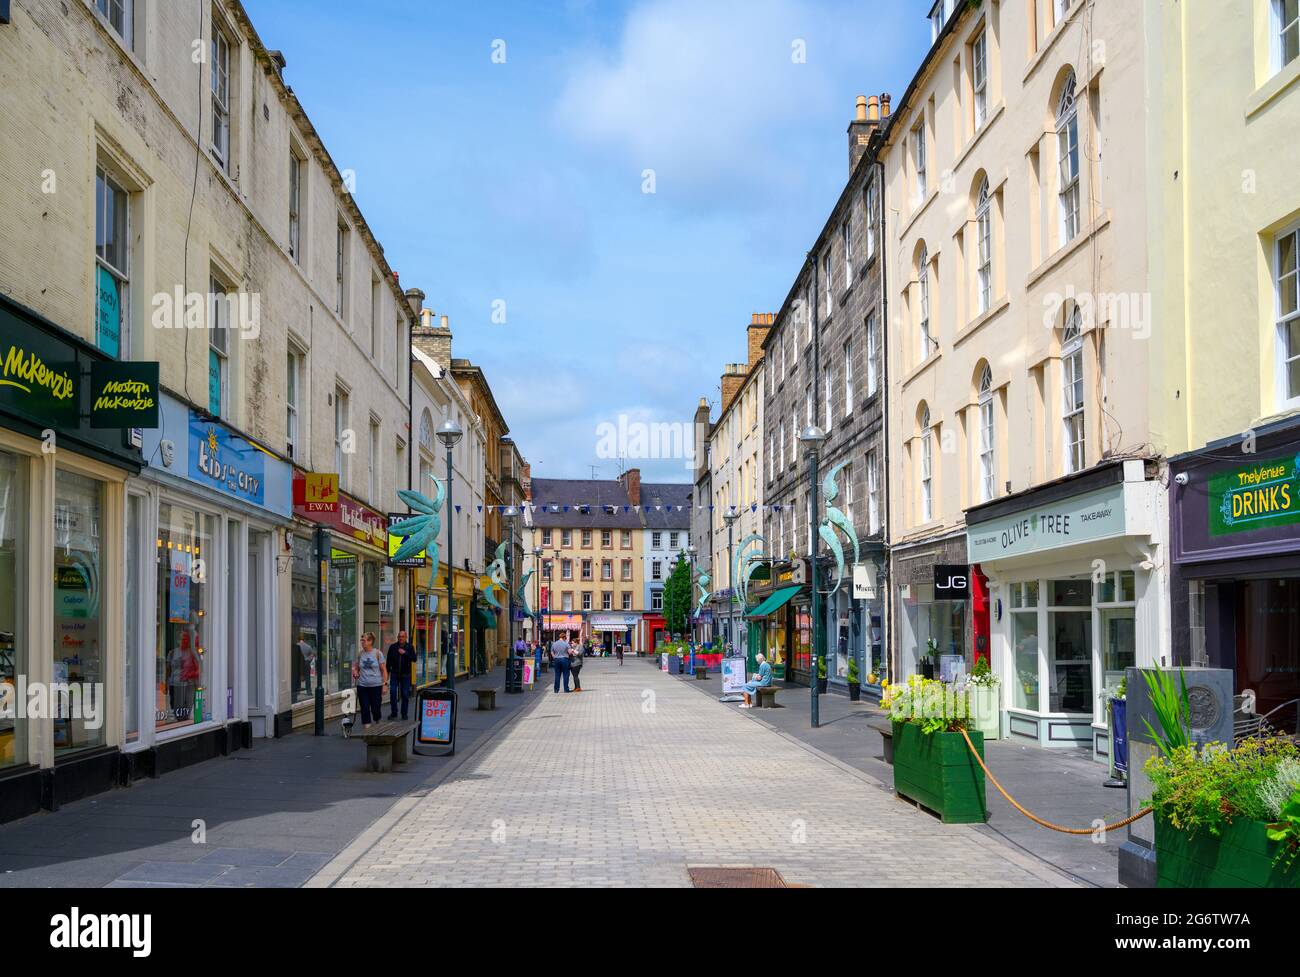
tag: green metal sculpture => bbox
[388,476,446,567]
[819,461,860,598]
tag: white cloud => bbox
[555,0,843,210]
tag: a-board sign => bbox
[722,657,748,696]
[414,688,457,755]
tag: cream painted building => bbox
[1151,2,1300,746]
[884,0,1168,755]
[706,314,770,653]
[0,0,413,814]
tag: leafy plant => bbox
[1146,737,1300,837]
[1267,791,1300,871]
[817,657,827,680]
[847,658,860,685]
[968,655,999,688]
[886,675,970,734]
[1141,668,1190,756]
[1258,758,1300,820]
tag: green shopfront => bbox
[0,295,147,824]
[965,460,1167,760]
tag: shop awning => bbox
[475,606,498,629]
[745,585,801,619]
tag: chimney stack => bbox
[404,287,425,318]
[412,307,453,370]
[619,468,642,507]
[847,94,879,173]
[747,312,774,369]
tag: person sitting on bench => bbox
[741,653,772,709]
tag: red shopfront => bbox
[289,473,403,723]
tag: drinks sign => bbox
[1209,453,1300,536]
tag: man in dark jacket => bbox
[386,631,418,720]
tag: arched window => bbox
[976,178,992,314]
[1056,70,1080,245]
[978,365,995,501]
[917,245,932,361]
[919,405,934,522]
[419,409,435,452]
[1061,306,1085,473]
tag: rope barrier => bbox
[959,727,1153,834]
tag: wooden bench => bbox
[695,665,708,680]
[756,685,779,708]
[473,687,497,711]
[361,720,416,772]
[867,718,894,765]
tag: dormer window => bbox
[929,0,955,42]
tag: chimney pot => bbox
[440,314,449,329]
[855,95,868,122]
[404,287,425,317]
[867,95,880,121]
[881,93,892,117]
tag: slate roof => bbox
[640,482,692,530]
[530,478,643,529]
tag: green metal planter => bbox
[1155,817,1300,888]
[891,722,987,824]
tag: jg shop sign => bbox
[933,565,970,600]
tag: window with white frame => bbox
[920,407,934,522]
[843,339,854,416]
[867,450,880,534]
[288,149,304,263]
[779,506,787,554]
[652,531,662,549]
[823,252,833,316]
[652,561,661,581]
[1276,225,1300,407]
[651,590,663,612]
[335,219,350,318]
[94,165,130,358]
[918,246,932,361]
[208,274,231,418]
[976,177,993,314]
[844,463,855,527]
[370,277,382,360]
[790,410,798,462]
[334,385,349,486]
[866,312,879,395]
[562,592,574,612]
[978,365,995,502]
[768,433,775,482]
[621,591,633,610]
[865,181,877,258]
[973,30,988,129]
[1057,71,1081,246]
[582,592,593,611]
[1062,308,1086,473]
[368,418,381,503]
[286,346,303,460]
[779,420,786,472]
[562,529,572,547]
[602,560,612,581]
[842,217,853,282]
[211,22,232,171]
[670,532,680,549]
[805,285,814,344]
[581,558,592,580]
[1054,0,1073,26]
[913,122,927,202]
[562,559,572,580]
[824,370,833,431]
[805,386,813,428]
[96,0,134,49]
[1276,0,1299,71]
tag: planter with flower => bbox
[883,675,987,824]
[966,656,1001,741]
[1143,669,1300,888]
[847,659,861,702]
[816,657,828,694]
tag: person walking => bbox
[386,630,417,720]
[570,641,584,692]
[352,632,388,729]
[533,640,543,677]
[550,635,572,693]
[616,641,624,666]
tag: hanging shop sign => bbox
[0,294,145,470]
[966,482,1128,563]
[293,472,339,515]
[1208,453,1300,537]
[543,613,583,630]
[852,563,876,600]
[88,360,159,428]
[590,613,639,632]
[387,511,428,568]
[291,471,387,554]
[933,565,970,600]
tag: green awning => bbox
[745,585,802,619]
[475,606,498,629]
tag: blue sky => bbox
[244,0,932,483]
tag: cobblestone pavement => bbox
[316,661,1076,888]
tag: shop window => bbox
[1235,578,1300,721]
[52,472,107,753]
[1048,578,1092,713]
[0,451,27,769]
[155,503,213,733]
[1010,583,1040,711]
[329,551,359,694]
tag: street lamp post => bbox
[532,546,543,658]
[723,510,739,660]
[799,424,827,730]
[686,543,698,671]
[437,417,463,691]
